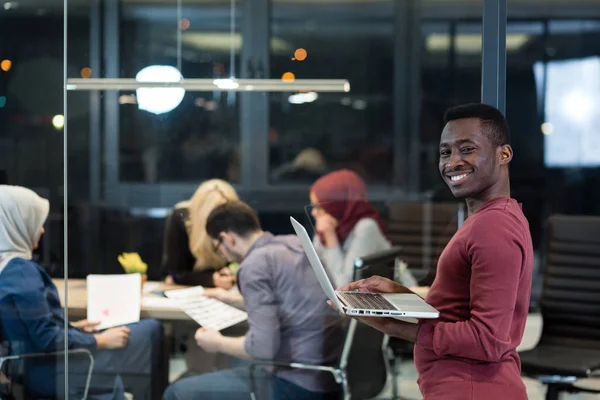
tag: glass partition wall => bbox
[59,0,496,397]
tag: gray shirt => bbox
[239,232,345,393]
[313,218,391,288]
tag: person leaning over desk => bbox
[161,179,239,288]
[163,200,344,400]
[333,104,534,400]
[0,185,162,400]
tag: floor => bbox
[168,313,600,399]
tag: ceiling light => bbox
[541,122,554,135]
[426,33,530,54]
[288,92,318,104]
[66,78,350,93]
[181,32,291,54]
[135,65,185,115]
[52,114,64,130]
[213,78,239,90]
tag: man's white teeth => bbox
[450,173,468,182]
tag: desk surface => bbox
[53,279,192,321]
[54,278,429,322]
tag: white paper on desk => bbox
[87,274,141,330]
[142,281,162,294]
[141,296,179,309]
[164,286,248,331]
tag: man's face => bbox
[212,233,244,264]
[438,118,509,199]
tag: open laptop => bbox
[290,216,439,319]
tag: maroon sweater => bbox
[414,197,533,399]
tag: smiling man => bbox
[337,103,534,399]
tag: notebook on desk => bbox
[86,274,142,330]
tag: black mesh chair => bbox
[354,247,419,400]
[519,214,600,400]
[386,202,463,286]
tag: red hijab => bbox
[310,169,388,244]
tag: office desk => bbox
[53,278,429,321]
[52,279,191,321]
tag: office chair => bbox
[0,346,94,400]
[519,215,600,400]
[354,247,419,400]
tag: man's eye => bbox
[461,147,475,153]
[439,150,450,156]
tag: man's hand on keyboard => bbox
[329,276,420,343]
[337,276,414,295]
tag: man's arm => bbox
[416,212,527,362]
[226,292,246,310]
[195,259,281,361]
[194,329,251,360]
[202,288,246,311]
[239,261,281,360]
[218,335,251,360]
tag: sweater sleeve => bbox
[172,269,217,287]
[161,208,196,280]
[4,261,97,352]
[162,208,222,287]
[416,211,525,362]
[319,219,390,288]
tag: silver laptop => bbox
[290,216,439,319]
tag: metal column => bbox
[393,0,421,193]
[481,0,507,114]
[240,0,270,189]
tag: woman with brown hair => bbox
[162,179,239,288]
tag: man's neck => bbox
[240,230,265,258]
[465,180,510,216]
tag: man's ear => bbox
[221,231,235,247]
[499,144,513,165]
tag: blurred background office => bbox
[0,0,596,283]
[2,0,600,398]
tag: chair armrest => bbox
[354,247,403,269]
[249,359,339,374]
[248,359,346,385]
[0,348,94,400]
[0,348,93,368]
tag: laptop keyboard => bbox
[337,292,396,310]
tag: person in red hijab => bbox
[309,169,391,287]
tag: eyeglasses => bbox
[213,237,223,254]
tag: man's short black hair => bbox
[206,200,261,239]
[443,103,511,147]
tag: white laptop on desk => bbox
[290,216,439,319]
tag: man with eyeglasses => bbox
[163,200,344,400]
